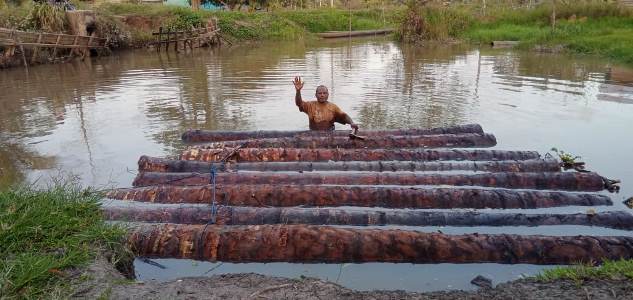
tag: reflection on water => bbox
[1,37,633,291]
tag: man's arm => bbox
[293,76,305,108]
[334,106,359,130]
[342,114,359,130]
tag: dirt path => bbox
[70,258,633,299]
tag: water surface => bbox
[2,37,633,292]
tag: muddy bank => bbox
[72,257,633,299]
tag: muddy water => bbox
[2,37,633,292]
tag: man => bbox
[293,76,359,131]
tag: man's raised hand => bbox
[293,76,304,91]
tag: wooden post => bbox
[30,33,42,63]
[16,36,28,69]
[157,27,162,52]
[552,0,557,31]
[51,34,62,59]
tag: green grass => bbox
[0,183,128,299]
[397,1,633,65]
[96,4,396,41]
[537,259,633,282]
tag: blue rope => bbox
[209,165,218,224]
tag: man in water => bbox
[293,76,359,131]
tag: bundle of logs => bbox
[105,124,631,265]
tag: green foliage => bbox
[163,8,205,31]
[550,147,581,165]
[279,8,395,33]
[536,259,633,282]
[396,1,633,64]
[0,183,128,299]
[397,2,473,42]
[24,2,67,32]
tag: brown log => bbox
[127,224,633,264]
[181,124,485,142]
[180,148,541,162]
[132,171,609,192]
[106,185,612,209]
[138,156,562,173]
[104,204,633,230]
[196,133,497,149]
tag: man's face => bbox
[316,87,329,103]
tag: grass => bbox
[0,182,129,299]
[95,3,397,42]
[398,1,633,65]
[536,259,633,282]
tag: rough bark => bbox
[181,124,484,142]
[132,171,609,192]
[138,156,562,173]
[196,133,497,149]
[106,185,612,209]
[180,148,541,162]
[127,224,633,264]
[104,205,633,230]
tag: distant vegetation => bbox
[397,0,633,64]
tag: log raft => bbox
[113,124,625,265]
[128,224,633,265]
[104,205,633,230]
[181,124,485,142]
[180,148,542,163]
[195,133,497,149]
[106,185,613,209]
[132,171,610,192]
[138,156,562,173]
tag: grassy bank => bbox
[398,1,633,65]
[537,259,633,282]
[96,3,398,42]
[0,183,129,298]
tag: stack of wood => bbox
[105,124,633,265]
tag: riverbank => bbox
[1,186,632,298]
[0,185,132,298]
[397,1,633,65]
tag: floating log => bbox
[181,124,484,142]
[104,204,633,230]
[106,185,612,209]
[196,133,497,149]
[317,28,394,38]
[109,185,612,209]
[128,224,633,264]
[491,40,520,48]
[132,171,610,192]
[180,148,541,162]
[138,156,561,173]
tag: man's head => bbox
[315,85,329,103]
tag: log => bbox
[104,204,633,230]
[180,148,541,162]
[127,224,633,264]
[132,171,610,192]
[196,133,497,149]
[106,185,612,209]
[181,124,484,142]
[138,156,561,173]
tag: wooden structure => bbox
[0,27,107,67]
[153,26,220,52]
[106,124,629,265]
